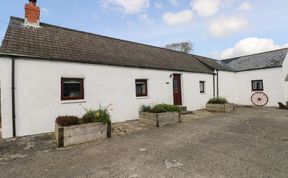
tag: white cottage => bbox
[218,49,288,106]
[0,1,287,138]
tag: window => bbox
[199,81,205,93]
[135,79,148,97]
[251,80,263,91]
[173,79,179,90]
[61,78,84,100]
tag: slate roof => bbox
[221,48,288,72]
[0,17,217,74]
[192,55,233,71]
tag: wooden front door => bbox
[173,74,182,105]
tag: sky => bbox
[0,0,288,59]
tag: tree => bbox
[165,41,194,54]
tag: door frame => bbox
[172,74,183,105]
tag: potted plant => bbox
[139,104,181,127]
[55,105,112,148]
[206,97,234,112]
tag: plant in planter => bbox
[82,105,112,138]
[56,116,80,127]
[207,97,228,104]
[139,104,181,127]
[55,105,112,148]
[206,97,234,112]
[82,107,111,124]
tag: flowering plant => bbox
[82,104,112,124]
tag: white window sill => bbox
[200,93,207,95]
[61,100,87,104]
[136,96,150,100]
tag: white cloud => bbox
[154,2,163,9]
[163,10,193,26]
[239,2,253,11]
[221,0,237,8]
[170,0,179,6]
[192,0,221,17]
[100,0,149,14]
[138,14,153,24]
[216,37,288,59]
[209,16,249,37]
[41,7,49,17]
[192,0,240,17]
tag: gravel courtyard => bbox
[0,107,288,178]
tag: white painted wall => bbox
[218,71,236,103]
[217,65,286,107]
[182,72,214,111]
[0,58,214,138]
[1,54,286,138]
[234,68,285,106]
[0,58,13,138]
[282,53,288,101]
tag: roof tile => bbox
[0,17,219,74]
[221,48,288,71]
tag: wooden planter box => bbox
[206,103,235,112]
[55,122,108,148]
[139,112,180,127]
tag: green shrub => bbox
[207,97,228,104]
[151,104,167,113]
[82,109,98,123]
[140,105,152,112]
[140,104,180,113]
[56,116,80,127]
[82,106,111,124]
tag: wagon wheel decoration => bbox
[251,92,269,106]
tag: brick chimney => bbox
[24,0,40,27]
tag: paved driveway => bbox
[0,107,288,178]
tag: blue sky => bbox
[0,0,288,59]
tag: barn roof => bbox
[221,48,288,72]
[193,55,234,71]
[0,17,222,74]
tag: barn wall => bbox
[217,67,285,106]
[282,53,288,101]
[0,58,213,138]
[217,71,236,103]
[1,55,286,138]
[234,68,284,106]
[182,72,213,111]
[0,57,13,138]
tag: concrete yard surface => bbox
[0,107,288,178]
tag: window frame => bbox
[135,79,148,97]
[61,78,84,101]
[251,80,264,91]
[199,81,205,94]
